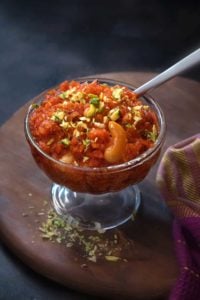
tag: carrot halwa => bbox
[29,80,159,167]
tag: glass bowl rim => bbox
[24,77,166,173]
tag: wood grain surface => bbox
[0,72,199,300]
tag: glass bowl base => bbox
[51,184,141,230]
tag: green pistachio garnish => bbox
[98,101,105,112]
[90,97,100,107]
[84,104,96,118]
[82,139,90,149]
[108,107,120,121]
[47,138,54,146]
[71,91,84,102]
[31,103,39,109]
[88,93,98,98]
[61,138,70,146]
[39,209,129,263]
[51,111,65,122]
[112,88,123,100]
[60,120,69,129]
[147,125,158,142]
[59,87,76,99]
[59,93,66,100]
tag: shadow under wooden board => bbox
[0,72,199,300]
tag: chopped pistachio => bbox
[133,109,141,118]
[61,138,70,146]
[147,124,158,142]
[90,97,100,107]
[84,104,96,118]
[60,121,69,129]
[82,139,90,149]
[133,116,142,124]
[73,129,81,138]
[51,111,65,122]
[98,101,105,112]
[47,138,54,146]
[76,121,88,130]
[103,95,109,102]
[132,105,142,111]
[88,93,98,98]
[99,92,104,100]
[60,87,76,99]
[108,107,120,121]
[53,218,65,227]
[71,91,84,102]
[112,88,123,100]
[59,93,66,99]
[31,103,39,109]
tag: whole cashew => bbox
[104,121,127,163]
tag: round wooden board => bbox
[0,72,199,299]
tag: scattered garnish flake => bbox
[147,124,158,142]
[61,138,70,146]
[38,209,131,263]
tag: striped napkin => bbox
[156,134,200,300]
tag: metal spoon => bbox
[134,48,200,97]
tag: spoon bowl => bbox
[134,48,200,96]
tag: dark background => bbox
[0,0,199,299]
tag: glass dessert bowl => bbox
[24,78,166,230]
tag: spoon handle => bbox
[134,48,200,96]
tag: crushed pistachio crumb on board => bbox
[38,209,132,263]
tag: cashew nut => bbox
[104,121,127,163]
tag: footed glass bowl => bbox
[25,78,166,230]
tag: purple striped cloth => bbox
[156,134,200,300]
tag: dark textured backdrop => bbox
[0,1,199,299]
[1,0,200,125]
